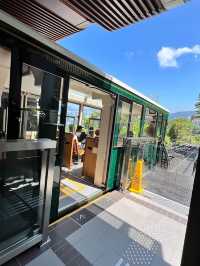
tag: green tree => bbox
[167,118,193,144]
[168,123,178,142]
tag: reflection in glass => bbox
[117,100,131,146]
[65,102,80,133]
[0,46,11,139]
[143,108,157,137]
[156,113,163,138]
[20,64,62,140]
[130,102,143,137]
[82,106,101,132]
[0,149,43,252]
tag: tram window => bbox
[0,46,11,138]
[130,102,143,137]
[117,100,131,146]
[156,113,163,137]
[143,108,157,137]
[21,63,62,140]
[65,102,80,133]
[82,106,101,132]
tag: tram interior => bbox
[59,79,115,211]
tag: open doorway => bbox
[59,78,116,212]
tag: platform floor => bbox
[5,191,187,266]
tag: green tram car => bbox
[0,11,169,223]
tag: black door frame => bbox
[181,148,200,266]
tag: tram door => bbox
[107,96,132,189]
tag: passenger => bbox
[75,125,87,143]
[88,127,94,137]
[145,122,155,137]
[94,129,100,147]
[128,131,134,137]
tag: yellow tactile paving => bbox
[62,177,86,190]
[60,177,87,198]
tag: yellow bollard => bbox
[129,159,144,194]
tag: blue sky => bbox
[58,0,200,113]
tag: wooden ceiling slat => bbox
[113,0,137,23]
[0,0,81,40]
[86,0,124,28]
[77,0,122,29]
[145,0,159,14]
[62,0,115,30]
[22,0,79,32]
[128,0,147,19]
[0,8,63,40]
[119,0,141,21]
[61,0,166,30]
[79,0,123,28]
[100,0,133,25]
[0,1,76,36]
[133,0,152,16]
[7,0,78,34]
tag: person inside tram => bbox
[94,128,100,147]
[128,130,134,138]
[75,125,87,144]
[88,126,94,137]
[145,121,155,137]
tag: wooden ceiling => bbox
[0,0,82,41]
[61,0,167,31]
[0,0,186,40]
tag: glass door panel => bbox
[0,149,43,252]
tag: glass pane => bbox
[117,100,131,146]
[67,102,80,117]
[0,149,44,252]
[65,102,80,133]
[65,116,76,133]
[130,102,143,137]
[82,106,101,132]
[156,113,163,138]
[0,46,11,139]
[21,64,62,140]
[89,118,101,131]
[143,108,157,137]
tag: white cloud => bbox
[157,45,200,67]
[125,51,134,59]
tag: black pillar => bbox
[181,148,200,266]
[7,47,22,139]
[38,72,61,140]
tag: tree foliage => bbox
[166,118,199,145]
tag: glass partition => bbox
[143,108,157,137]
[156,113,163,138]
[0,149,42,252]
[82,106,101,132]
[65,102,80,133]
[130,102,143,137]
[20,63,63,140]
[117,100,131,146]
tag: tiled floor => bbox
[4,191,187,266]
